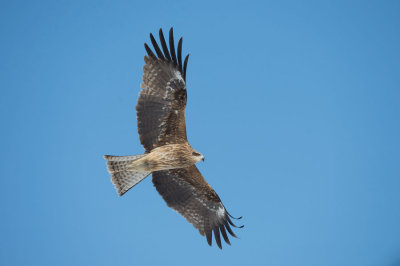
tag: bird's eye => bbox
[192,152,201,156]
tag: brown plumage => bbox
[104,28,242,249]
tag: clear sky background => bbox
[1,1,400,265]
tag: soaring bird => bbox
[104,28,242,249]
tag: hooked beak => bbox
[202,157,205,162]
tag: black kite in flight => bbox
[105,28,242,249]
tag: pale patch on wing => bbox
[217,206,225,219]
[172,70,184,85]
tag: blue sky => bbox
[1,1,400,265]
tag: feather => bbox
[177,37,183,73]
[159,28,171,61]
[169,28,178,66]
[150,33,165,60]
[206,229,212,246]
[183,54,189,81]
[226,210,243,220]
[225,221,237,238]
[144,43,156,59]
[220,225,231,245]
[227,215,244,228]
[214,227,222,249]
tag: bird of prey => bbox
[104,28,242,249]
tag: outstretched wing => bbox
[137,28,190,152]
[152,165,243,249]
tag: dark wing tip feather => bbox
[169,27,178,66]
[219,225,231,245]
[183,54,189,81]
[150,33,165,60]
[227,215,244,228]
[144,43,156,59]
[159,28,171,61]
[213,227,222,249]
[177,37,183,73]
[206,230,213,246]
[224,221,237,238]
[227,210,243,220]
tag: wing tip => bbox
[203,208,244,249]
[145,27,188,80]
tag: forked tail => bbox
[104,154,150,196]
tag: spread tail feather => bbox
[104,154,151,196]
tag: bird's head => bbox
[191,150,205,163]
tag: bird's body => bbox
[104,28,242,249]
[106,143,203,173]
